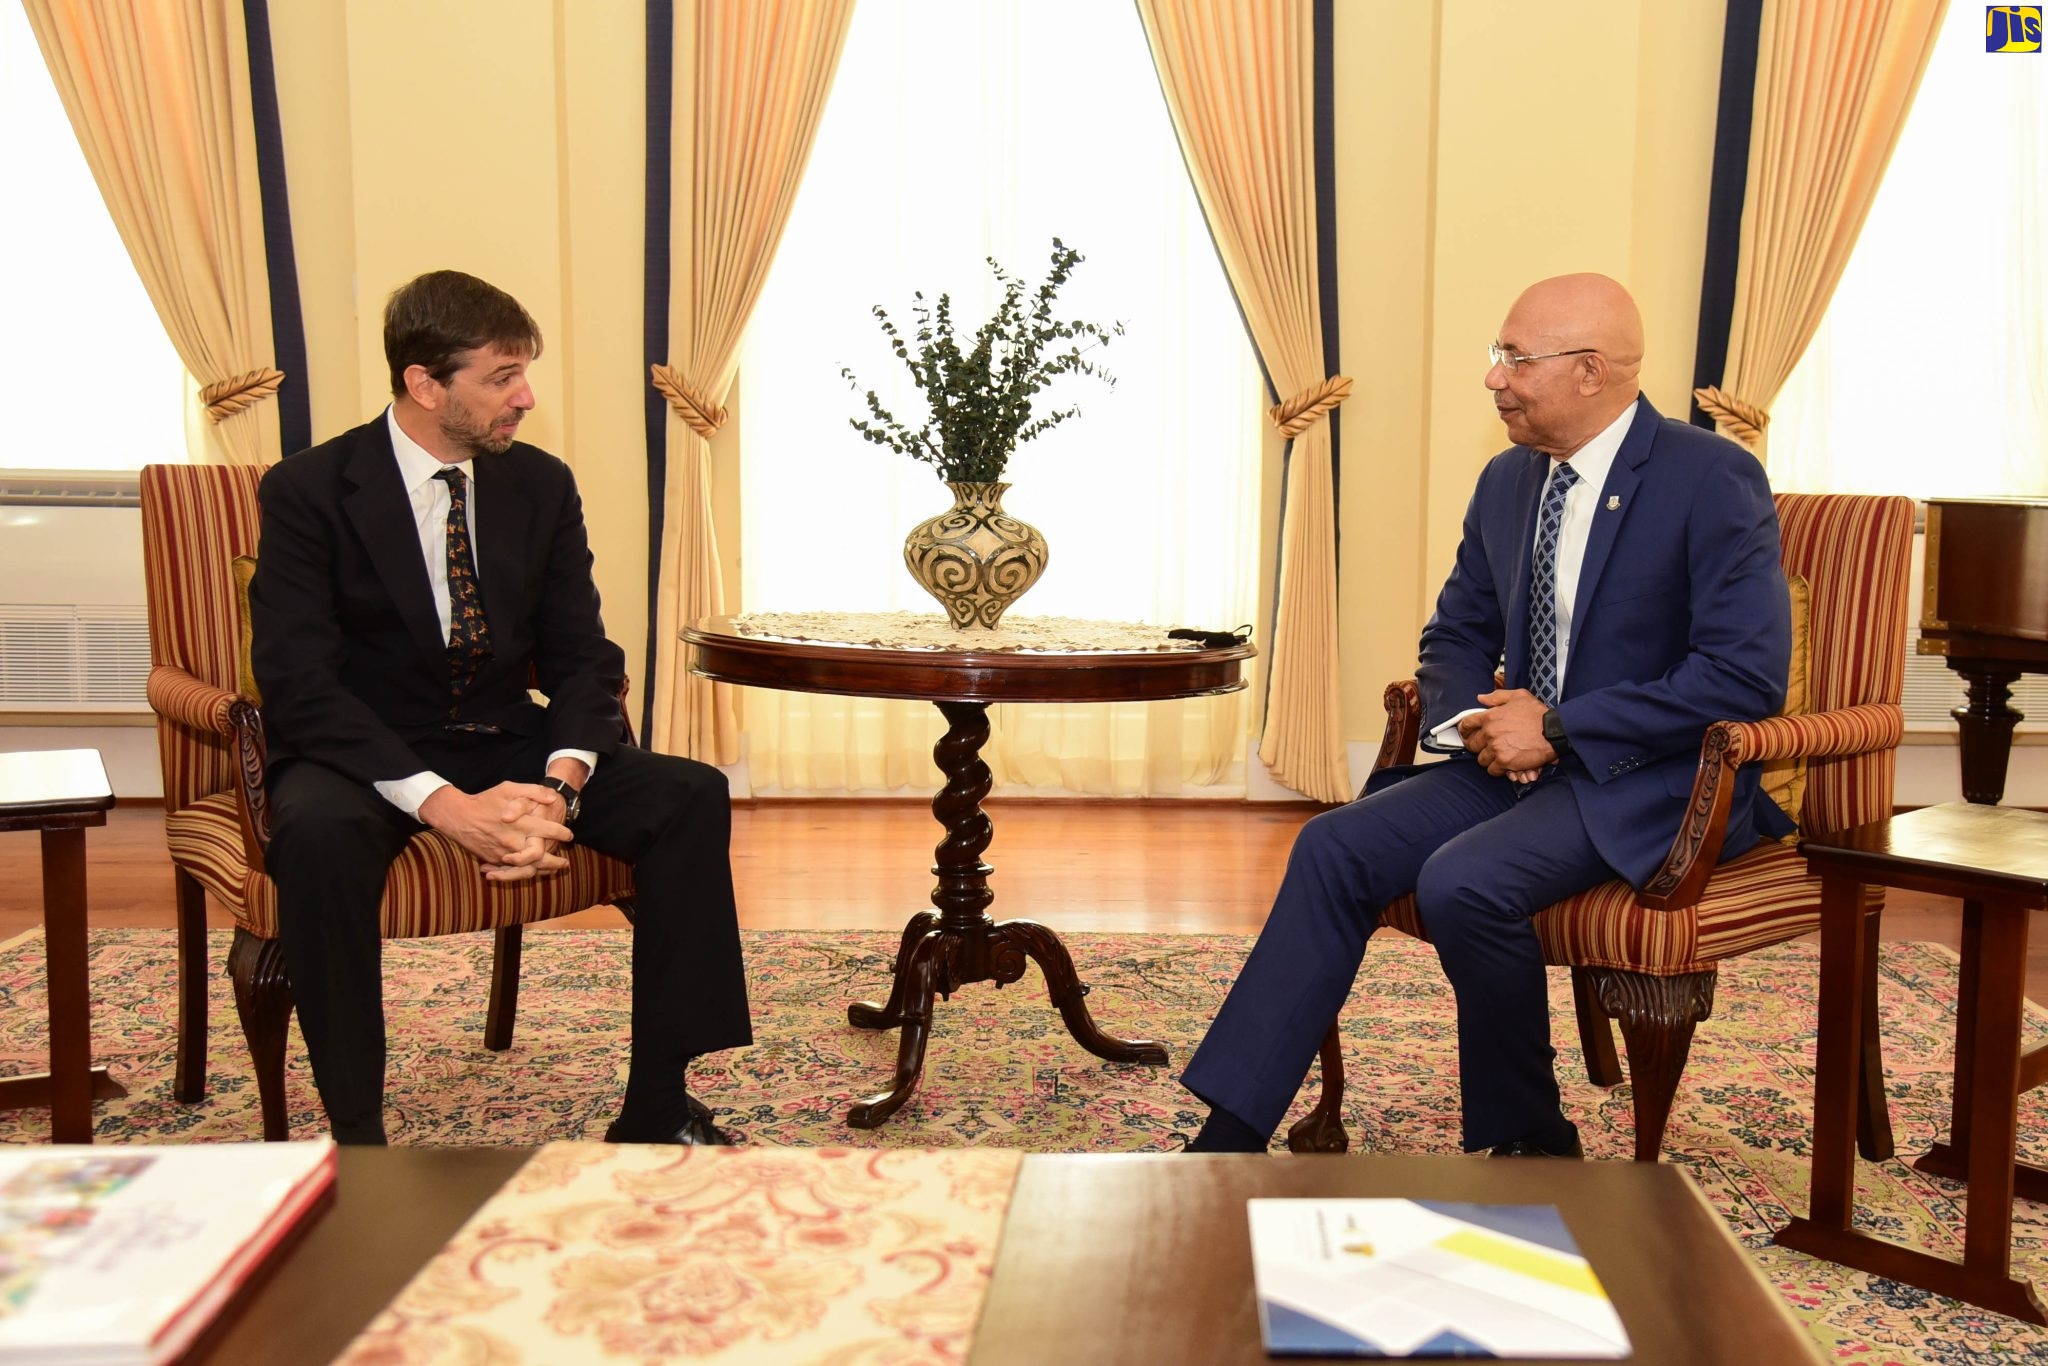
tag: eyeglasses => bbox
[1488,342,1597,372]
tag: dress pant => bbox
[1180,756,1617,1151]
[265,731,752,1143]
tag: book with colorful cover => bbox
[1247,1198,1630,1359]
[0,1139,336,1365]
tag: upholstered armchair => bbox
[1289,491,1916,1161]
[140,464,636,1140]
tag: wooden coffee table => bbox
[683,614,1254,1128]
[972,1154,1819,1364]
[191,1148,1817,1364]
[1778,803,2048,1324]
[0,748,126,1141]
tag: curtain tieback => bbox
[1692,385,1770,448]
[651,364,730,438]
[200,368,285,423]
[1269,376,1353,440]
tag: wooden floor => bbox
[4,801,2044,1003]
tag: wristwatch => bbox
[1540,706,1574,760]
[539,776,583,824]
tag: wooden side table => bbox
[0,749,127,1141]
[1777,802,2048,1324]
[683,614,1254,1129]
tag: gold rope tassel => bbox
[1269,375,1353,440]
[651,363,730,438]
[1692,385,1770,448]
[200,368,285,423]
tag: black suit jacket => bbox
[249,415,628,789]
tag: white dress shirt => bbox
[373,407,598,817]
[1535,400,1637,688]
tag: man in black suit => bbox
[250,270,750,1146]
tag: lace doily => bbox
[729,610,1205,654]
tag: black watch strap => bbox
[540,776,582,822]
[1541,706,1573,759]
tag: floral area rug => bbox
[0,927,2043,1362]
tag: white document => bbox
[1421,707,1488,753]
[1247,1198,1630,1358]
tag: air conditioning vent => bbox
[0,604,150,709]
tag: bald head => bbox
[1488,273,1646,458]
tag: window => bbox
[1769,1,2047,498]
[1,3,189,474]
[736,0,1265,795]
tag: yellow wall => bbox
[1330,0,1725,740]
[266,0,1725,755]
[269,0,654,686]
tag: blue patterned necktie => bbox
[1528,461,1580,706]
[434,467,493,700]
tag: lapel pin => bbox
[1606,495,1621,511]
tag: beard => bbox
[440,394,520,457]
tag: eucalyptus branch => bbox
[841,238,1120,485]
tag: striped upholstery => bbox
[165,794,632,940]
[139,464,631,943]
[1378,492,1915,976]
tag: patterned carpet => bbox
[1,926,2044,1361]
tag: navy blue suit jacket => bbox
[1403,395,1794,888]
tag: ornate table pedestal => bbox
[681,614,1255,1128]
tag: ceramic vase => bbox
[902,481,1048,629]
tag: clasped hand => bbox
[1456,688,1556,783]
[418,781,574,882]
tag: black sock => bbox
[1186,1105,1270,1153]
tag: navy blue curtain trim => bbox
[641,0,674,740]
[1690,0,1765,429]
[1312,0,1339,564]
[241,0,310,457]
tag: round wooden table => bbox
[682,614,1255,1128]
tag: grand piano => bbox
[1918,498,2048,803]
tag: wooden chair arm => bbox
[228,701,271,869]
[1369,679,1423,783]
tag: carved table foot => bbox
[992,919,1169,1066]
[847,929,945,1129]
[849,911,942,1030]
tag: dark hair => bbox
[383,270,544,395]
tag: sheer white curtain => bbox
[738,0,1264,796]
[1,1,189,472]
[1770,1,2047,498]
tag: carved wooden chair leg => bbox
[484,923,523,1052]
[1856,911,1895,1160]
[1285,1021,1352,1153]
[1589,967,1716,1162]
[228,928,295,1142]
[1570,966,1624,1087]
[172,869,210,1103]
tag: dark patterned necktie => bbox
[434,467,492,700]
[1528,461,1580,706]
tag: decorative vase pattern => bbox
[903,481,1048,629]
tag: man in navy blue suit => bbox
[1182,274,1792,1156]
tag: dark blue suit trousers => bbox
[1181,754,1625,1151]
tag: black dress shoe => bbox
[1488,1130,1584,1159]
[604,1095,734,1146]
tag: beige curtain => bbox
[1693,0,1948,452]
[650,0,854,760]
[1135,0,1349,803]
[23,0,283,466]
